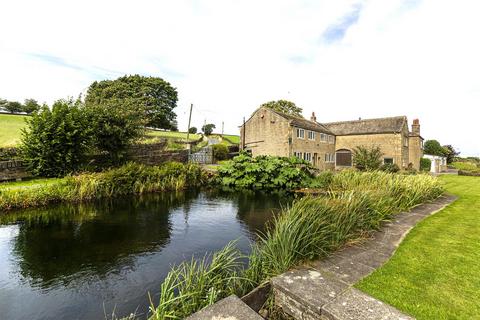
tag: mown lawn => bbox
[0,114,29,147]
[356,175,480,319]
[145,130,201,141]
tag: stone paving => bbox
[272,194,457,320]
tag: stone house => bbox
[240,107,424,170]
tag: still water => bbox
[0,189,290,320]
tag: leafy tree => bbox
[202,123,216,135]
[20,99,91,177]
[85,75,178,130]
[0,98,7,110]
[85,100,146,164]
[442,145,459,164]
[4,101,24,113]
[23,99,41,114]
[188,127,197,134]
[260,100,303,117]
[423,140,445,156]
[352,145,383,171]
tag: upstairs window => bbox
[329,135,335,144]
[308,131,315,140]
[296,128,305,139]
[320,133,327,142]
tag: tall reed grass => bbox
[147,170,444,319]
[0,162,205,211]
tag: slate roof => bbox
[263,108,334,134]
[322,116,407,136]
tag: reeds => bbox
[0,162,205,211]
[148,170,444,319]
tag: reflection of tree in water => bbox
[8,190,200,289]
[203,189,292,237]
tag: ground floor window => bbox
[293,151,302,159]
[384,157,394,164]
[304,152,312,162]
[324,153,335,163]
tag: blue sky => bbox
[0,0,479,156]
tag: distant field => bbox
[0,114,240,148]
[0,114,28,147]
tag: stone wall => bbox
[291,129,336,170]
[241,107,291,157]
[335,133,406,168]
[127,142,189,165]
[0,160,30,181]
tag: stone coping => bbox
[185,295,263,320]
[272,194,457,320]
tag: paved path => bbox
[272,194,457,320]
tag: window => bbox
[293,151,302,159]
[404,137,408,147]
[308,131,315,140]
[320,133,327,142]
[304,152,312,162]
[329,135,335,144]
[324,153,335,163]
[296,128,305,139]
[384,158,394,164]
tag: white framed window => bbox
[296,128,305,139]
[293,151,303,159]
[320,133,327,142]
[304,152,312,162]
[329,135,335,144]
[307,131,315,140]
[324,153,335,163]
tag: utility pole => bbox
[186,103,193,157]
[221,121,224,136]
[242,117,246,150]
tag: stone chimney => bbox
[412,119,420,135]
[310,112,317,122]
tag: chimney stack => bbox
[310,112,317,122]
[412,119,420,135]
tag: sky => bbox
[0,0,479,156]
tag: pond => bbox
[0,189,291,320]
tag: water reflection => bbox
[0,190,290,320]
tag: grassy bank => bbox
[356,175,480,319]
[0,113,28,147]
[0,162,205,211]
[148,171,443,319]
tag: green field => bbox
[0,113,29,147]
[0,114,240,148]
[356,175,480,319]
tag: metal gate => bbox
[189,147,214,164]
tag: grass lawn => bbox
[356,175,480,319]
[0,114,29,147]
[145,130,201,141]
[0,178,62,191]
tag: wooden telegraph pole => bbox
[186,103,193,158]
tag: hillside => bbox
[0,114,240,148]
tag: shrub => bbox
[420,158,431,171]
[380,163,400,173]
[352,146,383,171]
[20,99,91,177]
[212,144,229,161]
[217,152,314,190]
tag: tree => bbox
[23,99,41,114]
[442,145,459,164]
[4,101,24,113]
[20,99,91,177]
[85,100,146,164]
[85,75,178,130]
[260,100,303,117]
[0,98,7,110]
[188,127,197,134]
[352,145,383,171]
[423,140,445,156]
[202,123,216,135]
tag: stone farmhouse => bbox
[240,107,424,170]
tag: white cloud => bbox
[0,0,478,155]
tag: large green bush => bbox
[20,100,91,177]
[212,144,229,161]
[217,153,314,190]
[352,145,383,171]
[420,158,431,171]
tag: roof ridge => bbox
[323,115,406,125]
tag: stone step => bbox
[186,295,264,320]
[272,268,413,320]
